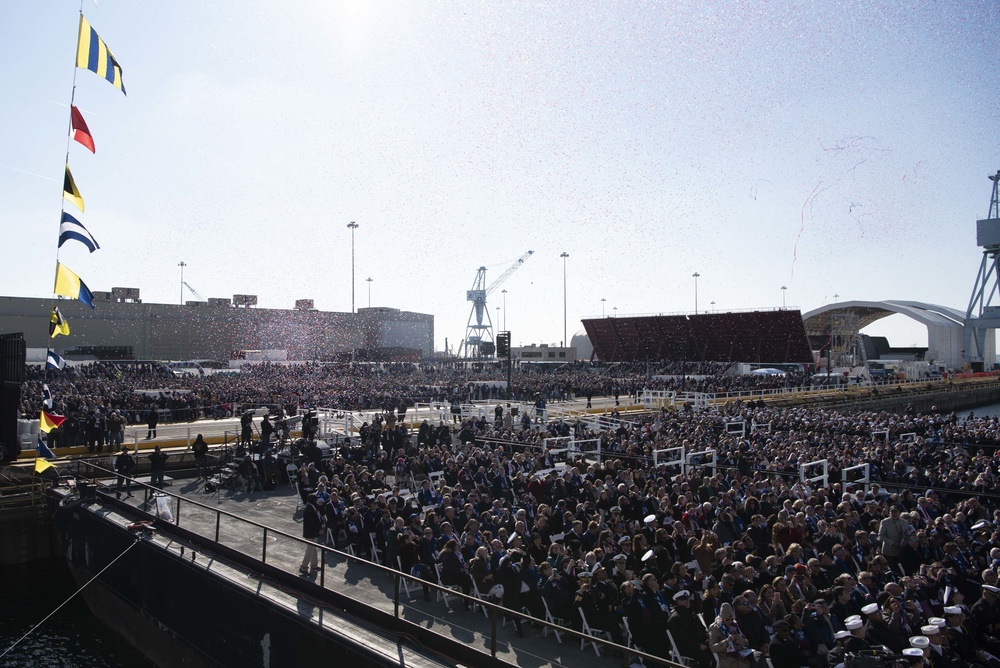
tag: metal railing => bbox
[69,460,680,667]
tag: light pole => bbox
[834,293,839,303]
[501,289,507,330]
[347,221,359,313]
[366,277,372,308]
[560,252,569,347]
[692,272,700,314]
[710,301,715,312]
[178,261,186,305]
[601,298,606,317]
[613,307,617,318]
[781,285,787,309]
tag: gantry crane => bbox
[460,250,534,358]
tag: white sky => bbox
[1,1,998,354]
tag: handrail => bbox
[71,460,681,667]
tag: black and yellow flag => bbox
[63,165,84,212]
[50,307,70,338]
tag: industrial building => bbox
[0,290,434,361]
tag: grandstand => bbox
[581,309,814,364]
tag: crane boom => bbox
[460,250,534,358]
[486,250,534,296]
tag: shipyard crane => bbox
[183,282,206,302]
[460,250,534,358]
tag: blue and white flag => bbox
[37,434,57,460]
[58,212,100,253]
[42,383,53,409]
[46,349,66,370]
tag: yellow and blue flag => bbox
[76,15,126,95]
[53,263,95,309]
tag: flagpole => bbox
[47,5,84,387]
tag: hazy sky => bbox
[2,1,998,354]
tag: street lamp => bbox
[781,285,787,309]
[178,261,186,305]
[834,293,839,303]
[366,277,372,308]
[560,252,569,347]
[501,289,507,330]
[613,307,617,318]
[601,298,606,317]
[347,221,359,313]
[710,300,716,312]
[692,272,700,314]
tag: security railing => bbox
[69,460,682,667]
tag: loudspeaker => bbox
[0,381,21,462]
[0,333,26,384]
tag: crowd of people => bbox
[285,397,1000,668]
[23,360,805,434]
[24,358,1000,666]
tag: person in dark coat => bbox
[146,408,158,440]
[769,620,806,668]
[299,494,326,575]
[148,445,168,487]
[668,590,713,668]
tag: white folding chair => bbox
[667,629,696,666]
[541,597,564,643]
[285,463,298,488]
[578,607,613,656]
[470,579,490,619]
[397,557,417,599]
[433,562,464,609]
[369,532,383,565]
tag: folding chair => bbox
[622,616,635,650]
[368,532,383,565]
[397,557,417,599]
[470,579,490,619]
[667,629,696,666]
[434,563,462,609]
[285,463,298,488]
[541,597,564,642]
[578,607,613,656]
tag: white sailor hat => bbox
[909,636,929,648]
[644,514,657,524]
[902,648,924,658]
[984,584,1000,595]
[618,535,631,545]
[928,617,945,627]
[673,590,692,601]
[834,630,851,640]
[844,615,862,625]
[919,625,939,636]
[846,619,863,630]
[641,549,655,562]
[610,506,622,513]
[577,569,593,579]
[943,606,963,616]
[861,603,879,615]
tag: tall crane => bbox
[460,250,533,358]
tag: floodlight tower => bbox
[461,250,533,357]
[964,170,1000,370]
